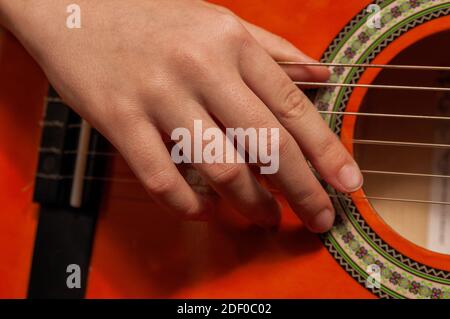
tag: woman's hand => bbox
[1,0,363,232]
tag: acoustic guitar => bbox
[0,0,449,299]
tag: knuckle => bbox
[316,135,348,164]
[148,80,176,102]
[143,167,179,196]
[209,163,243,185]
[292,187,322,210]
[171,44,218,84]
[218,13,248,42]
[96,99,142,137]
[173,46,207,71]
[277,131,294,159]
[278,85,310,121]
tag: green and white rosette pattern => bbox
[315,0,450,299]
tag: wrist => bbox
[0,0,72,58]
[0,0,67,36]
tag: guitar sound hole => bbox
[354,30,450,255]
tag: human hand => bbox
[1,0,363,232]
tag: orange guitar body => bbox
[0,0,448,298]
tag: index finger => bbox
[239,40,364,194]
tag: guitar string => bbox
[41,110,450,129]
[283,61,450,90]
[86,193,450,206]
[294,81,450,92]
[327,195,450,206]
[29,148,450,205]
[29,173,450,206]
[277,61,450,71]
[352,139,450,149]
[37,138,450,156]
[38,110,450,139]
[34,169,450,181]
[67,155,447,205]
[316,111,450,121]
[38,61,449,205]
[36,119,450,183]
[286,61,450,91]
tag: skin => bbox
[0,0,363,233]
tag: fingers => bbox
[241,22,330,83]
[110,119,207,219]
[202,73,335,232]
[241,22,328,77]
[239,41,364,196]
[153,100,281,228]
[205,2,329,82]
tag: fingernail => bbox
[308,209,334,233]
[338,163,363,192]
